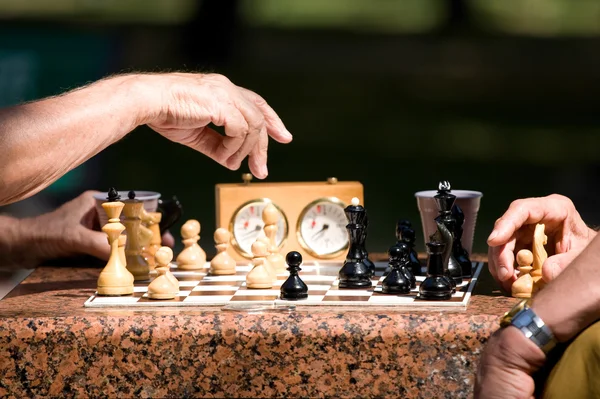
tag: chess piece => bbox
[97,188,134,295]
[176,219,206,270]
[209,228,236,275]
[531,223,548,294]
[382,246,411,294]
[396,242,416,288]
[418,241,453,300]
[451,204,472,277]
[157,195,183,234]
[122,190,150,281]
[246,240,272,289]
[280,251,308,300]
[361,211,375,273]
[144,211,162,268]
[138,207,156,269]
[339,197,372,288]
[262,203,286,273]
[512,249,534,298]
[118,234,127,266]
[433,181,462,286]
[257,236,277,283]
[397,224,421,276]
[148,246,179,299]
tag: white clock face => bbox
[298,199,349,257]
[231,201,287,257]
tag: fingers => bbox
[247,123,269,179]
[77,227,110,261]
[238,87,292,143]
[489,239,518,292]
[487,197,568,247]
[542,251,579,283]
[225,96,264,175]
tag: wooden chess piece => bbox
[118,235,127,266]
[257,236,277,283]
[122,191,150,280]
[138,207,155,269]
[97,188,134,295]
[176,219,206,270]
[262,203,286,273]
[209,228,236,275]
[382,245,411,294]
[280,251,308,300]
[531,223,548,294]
[146,211,162,264]
[148,246,179,299]
[512,249,534,298]
[246,240,272,289]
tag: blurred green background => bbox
[1,0,600,257]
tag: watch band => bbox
[511,306,556,354]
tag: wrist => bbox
[122,73,168,127]
[499,326,547,370]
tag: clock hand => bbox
[241,224,262,239]
[312,224,329,239]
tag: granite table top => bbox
[0,254,517,398]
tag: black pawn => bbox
[399,227,421,277]
[382,246,411,294]
[128,190,136,200]
[419,241,453,300]
[452,204,472,277]
[280,251,308,300]
[107,187,120,201]
[395,242,417,289]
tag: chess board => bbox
[84,261,484,310]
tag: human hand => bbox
[487,194,596,292]
[474,326,546,399]
[141,73,293,179]
[24,191,174,262]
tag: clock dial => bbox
[230,199,288,258]
[297,198,349,258]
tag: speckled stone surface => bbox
[0,254,517,398]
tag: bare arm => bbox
[0,73,292,206]
[0,75,145,204]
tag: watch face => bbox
[230,199,288,258]
[297,198,349,258]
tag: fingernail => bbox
[498,267,508,280]
[487,231,498,242]
[550,263,559,279]
[282,129,293,139]
[260,164,268,178]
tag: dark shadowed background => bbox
[1,0,600,257]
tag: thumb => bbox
[77,226,111,261]
[542,251,579,282]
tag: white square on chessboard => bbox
[234,289,280,296]
[307,284,331,291]
[133,286,148,293]
[202,275,246,282]
[92,296,140,304]
[192,285,240,291]
[183,295,234,303]
[141,290,191,297]
[368,295,416,304]
[178,281,202,287]
[326,290,373,296]
[236,265,253,272]
[452,291,464,298]
[301,275,337,282]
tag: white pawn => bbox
[246,240,272,289]
[176,219,206,270]
[148,246,179,299]
[209,228,236,275]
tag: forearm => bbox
[0,214,43,268]
[0,74,150,205]
[532,232,600,342]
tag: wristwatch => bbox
[500,299,557,354]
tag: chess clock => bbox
[215,175,364,262]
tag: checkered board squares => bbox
[84,261,484,309]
